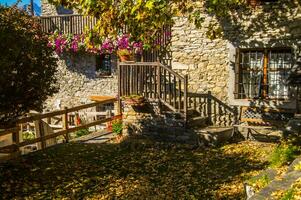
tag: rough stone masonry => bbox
[42,0,301,111]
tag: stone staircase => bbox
[118,61,237,145]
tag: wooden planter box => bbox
[122,96,146,106]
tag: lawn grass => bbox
[0,140,275,199]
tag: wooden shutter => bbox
[234,48,240,99]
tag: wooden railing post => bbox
[69,16,73,34]
[34,113,46,150]
[184,75,188,125]
[38,119,46,149]
[207,91,212,125]
[117,62,122,115]
[157,63,162,113]
[12,124,20,153]
[62,107,69,143]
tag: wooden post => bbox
[62,107,69,143]
[297,87,300,114]
[207,91,212,125]
[117,62,122,115]
[12,124,20,152]
[184,75,188,125]
[70,16,73,34]
[157,63,162,113]
[39,120,46,149]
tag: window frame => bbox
[95,54,113,77]
[235,47,292,100]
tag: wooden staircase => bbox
[118,62,238,130]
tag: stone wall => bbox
[122,101,198,144]
[44,54,118,111]
[41,0,78,16]
[171,1,301,107]
[41,0,301,110]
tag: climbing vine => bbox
[47,0,250,42]
[47,0,294,42]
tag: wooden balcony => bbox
[38,14,97,34]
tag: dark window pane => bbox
[96,54,112,76]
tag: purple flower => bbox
[117,34,130,50]
[102,39,115,54]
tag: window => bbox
[235,49,292,100]
[96,54,112,76]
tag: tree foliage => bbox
[47,0,247,43]
[0,6,58,127]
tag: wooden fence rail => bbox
[0,97,117,156]
[118,62,188,122]
[38,14,97,34]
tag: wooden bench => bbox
[233,106,295,140]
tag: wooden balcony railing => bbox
[118,62,188,122]
[38,14,97,34]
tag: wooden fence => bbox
[118,62,188,121]
[38,15,172,66]
[188,92,238,126]
[0,97,117,159]
[38,14,97,34]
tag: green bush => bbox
[0,6,58,127]
[75,129,90,138]
[112,120,122,135]
[269,144,300,168]
[22,131,35,141]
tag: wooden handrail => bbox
[159,63,185,81]
[16,98,116,124]
[0,97,117,147]
[118,62,188,123]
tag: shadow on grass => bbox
[0,138,273,200]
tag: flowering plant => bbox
[116,34,143,55]
[47,31,144,56]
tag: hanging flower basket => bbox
[122,95,145,106]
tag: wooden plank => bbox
[173,75,177,107]
[178,79,181,111]
[89,96,116,102]
[0,117,114,152]
[168,72,172,105]
[184,75,188,123]
[62,107,69,143]
[0,127,17,137]
[164,69,167,101]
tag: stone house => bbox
[41,0,301,115]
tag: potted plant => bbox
[122,95,145,106]
[117,49,133,62]
[111,119,123,142]
[116,34,144,62]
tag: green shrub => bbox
[269,144,300,168]
[22,131,35,141]
[75,129,90,138]
[0,6,58,127]
[112,120,122,135]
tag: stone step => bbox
[188,116,209,128]
[196,126,234,146]
[248,156,301,199]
